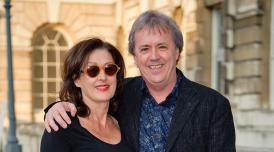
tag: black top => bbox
[40,116,132,152]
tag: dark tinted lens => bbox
[105,64,118,76]
[86,66,100,77]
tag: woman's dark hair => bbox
[59,38,125,117]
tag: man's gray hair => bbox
[128,10,184,55]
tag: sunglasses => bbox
[81,63,120,78]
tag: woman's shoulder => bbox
[40,125,71,152]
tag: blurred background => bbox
[0,0,274,151]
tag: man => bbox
[44,10,236,152]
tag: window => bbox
[211,9,226,93]
[32,26,69,114]
[270,0,274,109]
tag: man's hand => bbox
[44,102,77,133]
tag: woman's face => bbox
[74,48,117,104]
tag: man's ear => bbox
[176,48,180,61]
[133,55,137,65]
[133,51,139,66]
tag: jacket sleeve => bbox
[208,96,236,152]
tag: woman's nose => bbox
[97,70,107,81]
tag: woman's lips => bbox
[95,84,110,92]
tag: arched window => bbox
[31,26,69,114]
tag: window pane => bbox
[47,49,56,62]
[48,82,56,93]
[33,65,43,78]
[46,29,57,40]
[32,95,43,109]
[33,49,43,62]
[47,43,55,48]
[58,35,68,46]
[33,35,45,45]
[32,81,43,93]
[48,66,56,78]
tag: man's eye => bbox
[159,45,167,49]
[140,48,148,52]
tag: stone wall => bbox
[231,0,274,151]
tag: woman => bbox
[40,38,132,152]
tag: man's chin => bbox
[146,78,165,86]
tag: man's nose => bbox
[150,48,160,60]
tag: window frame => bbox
[270,0,274,109]
[211,8,225,92]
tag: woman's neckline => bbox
[75,116,122,146]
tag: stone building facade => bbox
[0,0,274,151]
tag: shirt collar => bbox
[140,70,183,106]
[140,70,183,91]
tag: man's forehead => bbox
[135,28,175,48]
[137,26,170,35]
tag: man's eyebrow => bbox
[157,42,168,46]
[139,44,150,48]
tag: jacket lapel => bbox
[166,74,201,152]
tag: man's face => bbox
[133,27,179,89]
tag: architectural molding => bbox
[14,0,116,4]
[48,0,60,23]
